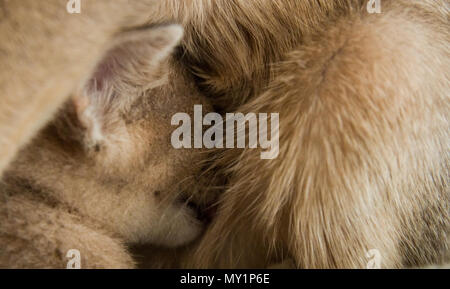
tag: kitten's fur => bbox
[0,25,211,268]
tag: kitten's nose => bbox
[187,202,217,224]
[199,203,218,224]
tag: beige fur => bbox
[140,0,449,268]
[0,0,448,269]
[0,24,212,268]
[151,0,362,110]
[0,0,159,175]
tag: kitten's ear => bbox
[88,24,183,92]
[72,24,183,149]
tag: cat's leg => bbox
[186,2,449,268]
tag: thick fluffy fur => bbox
[151,0,362,110]
[144,0,449,268]
[1,0,448,269]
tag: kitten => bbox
[0,24,211,268]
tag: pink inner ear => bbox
[88,55,116,92]
[88,43,128,93]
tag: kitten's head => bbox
[9,24,212,247]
